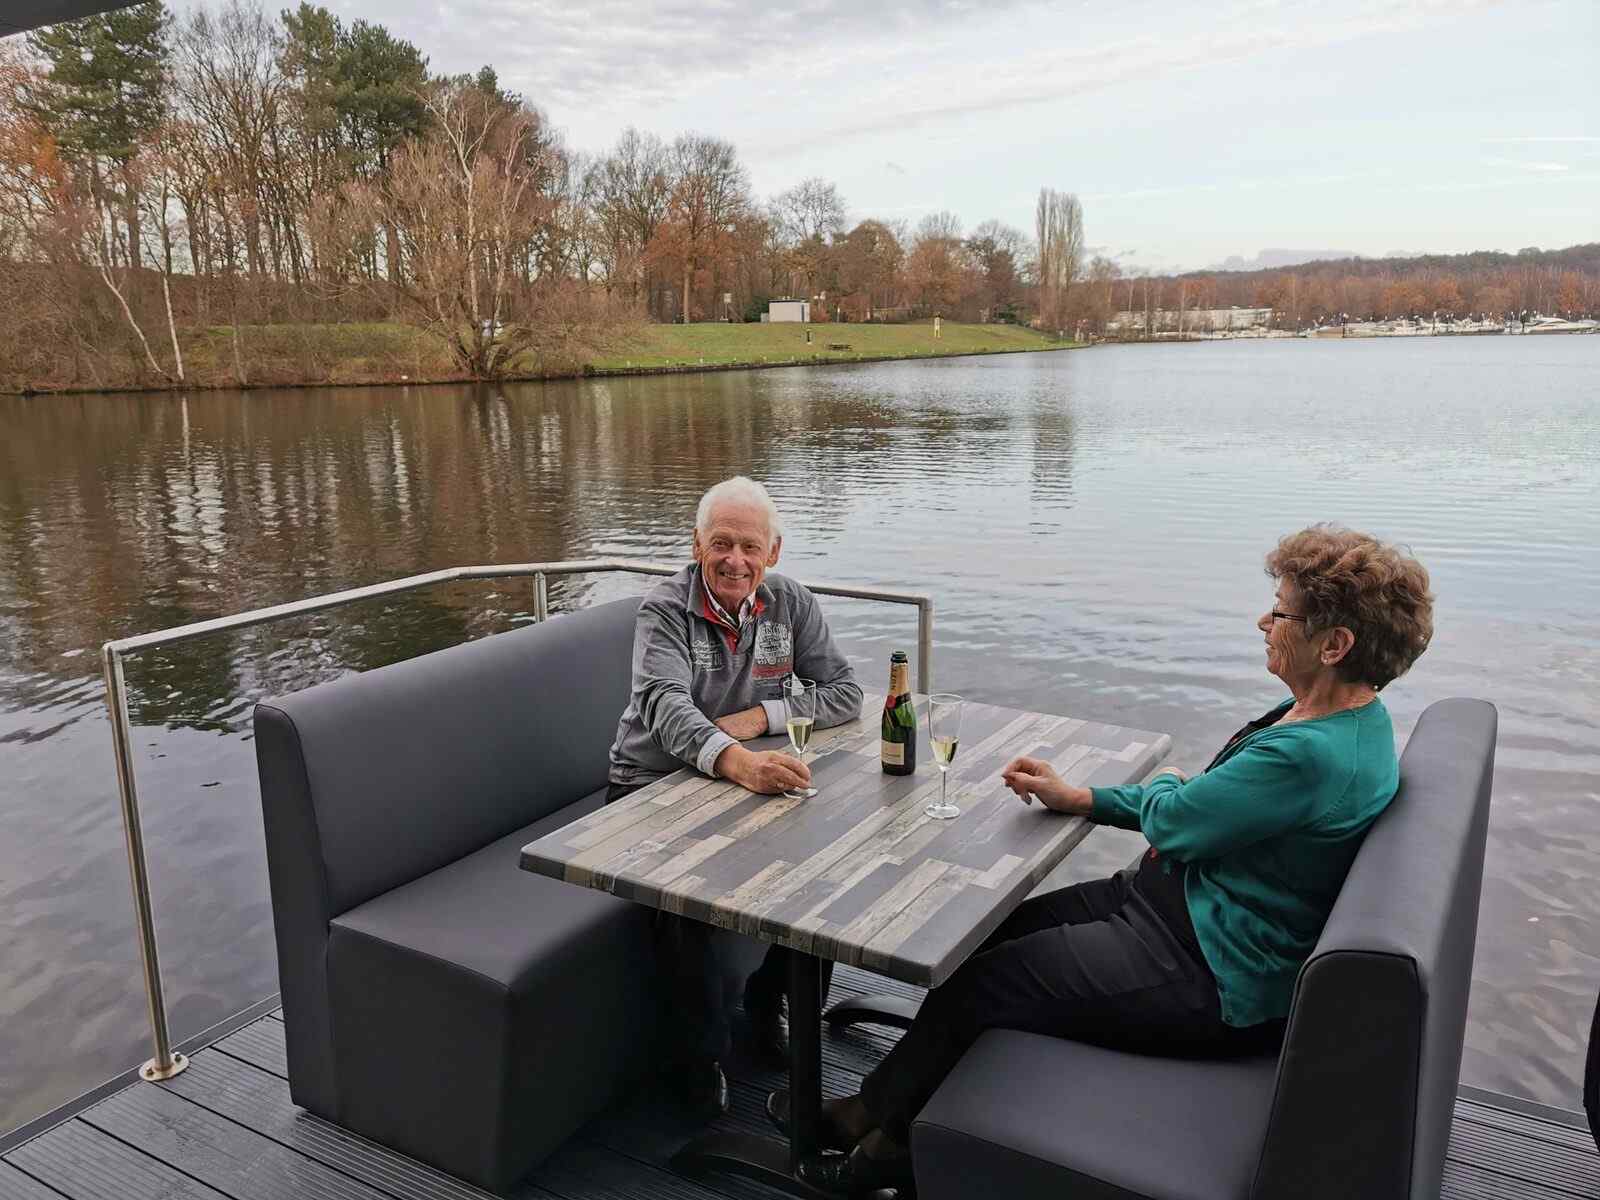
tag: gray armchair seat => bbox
[254,597,762,1191]
[912,697,1498,1200]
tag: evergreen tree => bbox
[335,20,428,181]
[28,0,168,265]
[280,3,344,215]
[333,17,427,281]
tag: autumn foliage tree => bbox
[647,134,748,323]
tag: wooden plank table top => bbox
[521,696,1172,988]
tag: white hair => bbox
[695,476,783,541]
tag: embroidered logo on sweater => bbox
[752,621,794,679]
[690,623,726,672]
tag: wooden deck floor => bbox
[3,965,1595,1200]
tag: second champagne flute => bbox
[783,676,818,799]
[925,693,964,819]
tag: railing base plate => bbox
[139,1052,188,1082]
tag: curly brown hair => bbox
[1265,525,1434,690]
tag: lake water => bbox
[2,337,1597,1132]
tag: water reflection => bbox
[1,338,1597,1130]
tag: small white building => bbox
[767,299,811,323]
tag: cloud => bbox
[402,0,1035,117]
[363,0,1505,160]
[746,0,1506,157]
[884,161,908,175]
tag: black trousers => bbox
[607,780,834,1064]
[860,866,1283,1143]
[658,916,835,1062]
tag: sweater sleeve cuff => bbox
[697,730,737,778]
[761,699,787,737]
[1090,785,1144,830]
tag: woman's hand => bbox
[1000,756,1093,815]
[1152,765,1189,783]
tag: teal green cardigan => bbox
[1091,697,1398,1027]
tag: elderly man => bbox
[609,475,863,1120]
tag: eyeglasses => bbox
[1270,610,1308,624]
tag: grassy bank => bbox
[6,320,1076,395]
[588,321,1073,371]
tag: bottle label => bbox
[880,740,905,766]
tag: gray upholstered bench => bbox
[253,596,761,1191]
[910,697,1497,1200]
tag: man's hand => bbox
[716,743,812,795]
[1000,756,1093,815]
[713,705,772,741]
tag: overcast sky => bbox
[309,0,1594,271]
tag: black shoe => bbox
[671,1059,729,1124]
[743,982,789,1067]
[764,1089,853,1153]
[796,1145,914,1196]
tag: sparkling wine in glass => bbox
[784,676,818,799]
[925,693,964,820]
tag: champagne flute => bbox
[925,693,964,820]
[783,676,818,799]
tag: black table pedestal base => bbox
[824,992,922,1031]
[670,1132,842,1199]
[673,950,889,1199]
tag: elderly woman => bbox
[775,524,1435,1194]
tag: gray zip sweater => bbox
[608,566,863,787]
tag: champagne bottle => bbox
[881,651,917,776]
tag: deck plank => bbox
[1453,1096,1598,1154]
[159,1050,514,1200]
[81,1081,404,1200]
[6,1118,234,1200]
[1444,1101,1600,1197]
[1441,1156,1588,1200]
[0,1159,68,1200]
[213,1019,289,1079]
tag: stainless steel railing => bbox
[101,559,934,1081]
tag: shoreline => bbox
[1,341,1082,399]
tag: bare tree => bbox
[136,134,188,380]
[334,83,558,377]
[774,176,846,244]
[772,176,845,297]
[172,4,288,279]
[1034,187,1083,332]
[591,127,671,312]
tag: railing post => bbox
[101,645,188,1082]
[534,571,549,622]
[916,598,934,695]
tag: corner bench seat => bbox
[256,596,762,1191]
[911,697,1497,1200]
[330,787,617,999]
